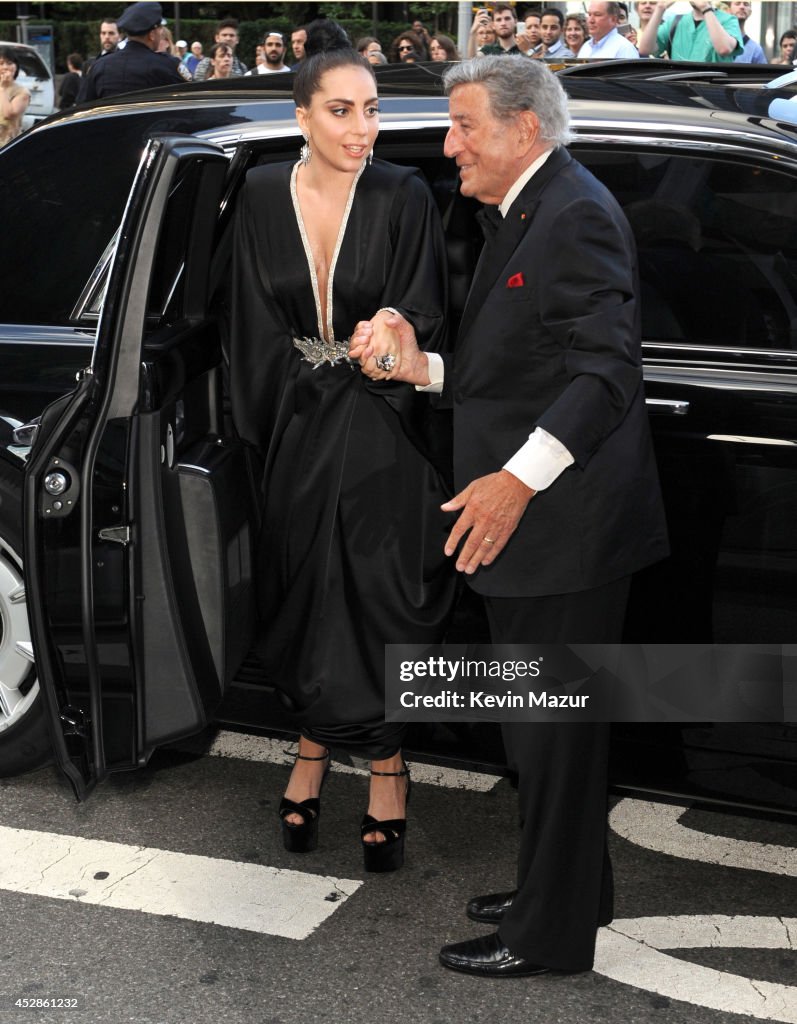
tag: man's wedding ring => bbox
[483,536,495,545]
[375,353,397,371]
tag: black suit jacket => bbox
[450,147,668,597]
[79,40,183,102]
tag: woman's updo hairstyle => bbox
[293,18,376,108]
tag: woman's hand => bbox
[350,311,431,387]
[349,311,401,380]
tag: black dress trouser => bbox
[483,575,630,971]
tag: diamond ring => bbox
[375,353,397,372]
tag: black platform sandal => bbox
[360,761,411,873]
[279,748,330,853]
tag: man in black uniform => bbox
[80,1,183,102]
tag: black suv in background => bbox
[0,62,795,812]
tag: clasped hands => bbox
[348,312,535,573]
[349,309,427,384]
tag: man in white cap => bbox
[247,31,290,74]
[79,1,182,101]
[247,31,288,74]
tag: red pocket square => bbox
[506,273,525,289]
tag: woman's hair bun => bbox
[304,18,353,57]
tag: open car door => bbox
[24,136,257,799]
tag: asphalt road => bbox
[0,730,795,1024]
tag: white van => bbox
[0,42,55,129]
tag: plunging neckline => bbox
[290,161,366,344]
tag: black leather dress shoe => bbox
[466,890,517,923]
[438,932,554,978]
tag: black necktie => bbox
[476,205,503,243]
[473,206,503,283]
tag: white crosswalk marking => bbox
[0,826,361,938]
[596,916,797,1024]
[609,798,797,876]
[208,731,502,791]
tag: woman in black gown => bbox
[229,24,455,871]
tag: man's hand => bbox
[442,470,535,574]
[515,28,533,52]
[349,311,431,386]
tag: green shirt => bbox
[655,10,744,62]
[479,42,522,56]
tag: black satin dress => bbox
[230,158,455,757]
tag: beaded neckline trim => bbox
[290,160,365,349]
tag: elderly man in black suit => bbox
[351,55,668,977]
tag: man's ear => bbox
[516,110,541,153]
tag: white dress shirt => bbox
[419,149,575,493]
[578,29,639,59]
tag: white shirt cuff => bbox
[415,351,445,392]
[503,428,574,492]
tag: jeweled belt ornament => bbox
[292,336,354,369]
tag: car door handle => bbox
[646,398,690,416]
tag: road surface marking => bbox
[610,798,797,876]
[596,916,797,1023]
[0,825,361,938]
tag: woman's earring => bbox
[368,149,373,166]
[300,137,312,165]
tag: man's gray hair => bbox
[443,55,572,147]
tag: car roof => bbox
[23,58,797,154]
[40,57,795,113]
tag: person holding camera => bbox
[638,0,743,61]
[468,9,498,57]
[478,4,523,55]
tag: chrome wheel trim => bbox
[0,535,39,734]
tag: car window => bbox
[0,120,143,327]
[145,162,203,324]
[576,148,797,351]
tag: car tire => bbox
[0,456,53,776]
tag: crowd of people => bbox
[12,0,787,120]
[463,1,769,64]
